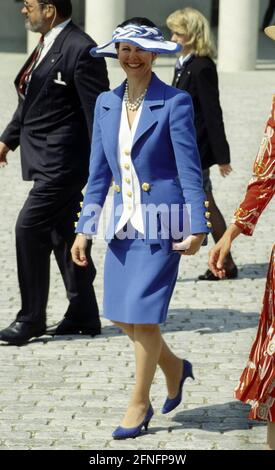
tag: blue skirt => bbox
[103,236,181,324]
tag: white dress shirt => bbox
[178,53,193,68]
[35,18,71,69]
[115,101,145,235]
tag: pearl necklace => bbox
[124,81,147,111]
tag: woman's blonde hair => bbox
[166,7,216,58]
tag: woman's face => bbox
[170,31,189,56]
[117,42,156,78]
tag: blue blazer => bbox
[76,73,211,252]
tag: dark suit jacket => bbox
[1,21,109,183]
[172,55,230,170]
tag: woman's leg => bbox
[267,422,275,450]
[113,321,183,398]
[120,324,162,427]
[113,321,134,339]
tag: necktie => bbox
[18,35,44,98]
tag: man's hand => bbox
[71,234,89,267]
[172,233,206,255]
[219,164,232,177]
[0,141,10,167]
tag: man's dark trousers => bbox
[15,179,99,328]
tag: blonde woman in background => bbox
[167,7,238,281]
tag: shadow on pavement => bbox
[171,401,265,432]
[179,262,268,282]
[0,307,260,345]
[164,308,259,334]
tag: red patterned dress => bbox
[234,97,275,421]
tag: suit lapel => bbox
[15,50,37,89]
[132,104,158,150]
[99,82,124,175]
[99,73,165,167]
[20,22,75,116]
[132,73,164,151]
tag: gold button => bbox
[124,163,130,170]
[127,191,132,198]
[125,177,131,184]
[80,202,83,208]
[141,182,151,192]
[114,184,121,193]
[77,212,81,218]
[204,200,210,208]
[207,221,212,228]
[205,211,211,219]
[74,222,78,227]
[124,149,131,156]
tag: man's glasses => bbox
[23,2,48,12]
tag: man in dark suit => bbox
[0,0,109,345]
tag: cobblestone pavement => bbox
[0,53,274,451]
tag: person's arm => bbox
[209,105,275,276]
[72,94,112,266]
[74,43,109,139]
[195,61,230,166]
[169,92,210,255]
[208,224,242,277]
[74,94,112,236]
[233,150,275,236]
[0,102,23,153]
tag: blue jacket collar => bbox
[101,72,165,110]
[99,72,166,162]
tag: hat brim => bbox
[90,37,182,58]
[264,25,275,40]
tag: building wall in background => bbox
[0,0,272,59]
[0,0,26,52]
[0,0,84,53]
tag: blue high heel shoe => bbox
[161,359,194,414]
[112,404,154,440]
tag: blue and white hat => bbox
[90,24,182,58]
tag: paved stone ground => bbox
[0,53,274,450]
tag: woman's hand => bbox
[71,234,89,267]
[172,233,206,256]
[208,224,242,278]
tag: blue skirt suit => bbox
[76,73,211,324]
[104,235,181,324]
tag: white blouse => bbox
[115,101,145,235]
[36,19,71,68]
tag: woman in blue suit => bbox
[72,17,211,439]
